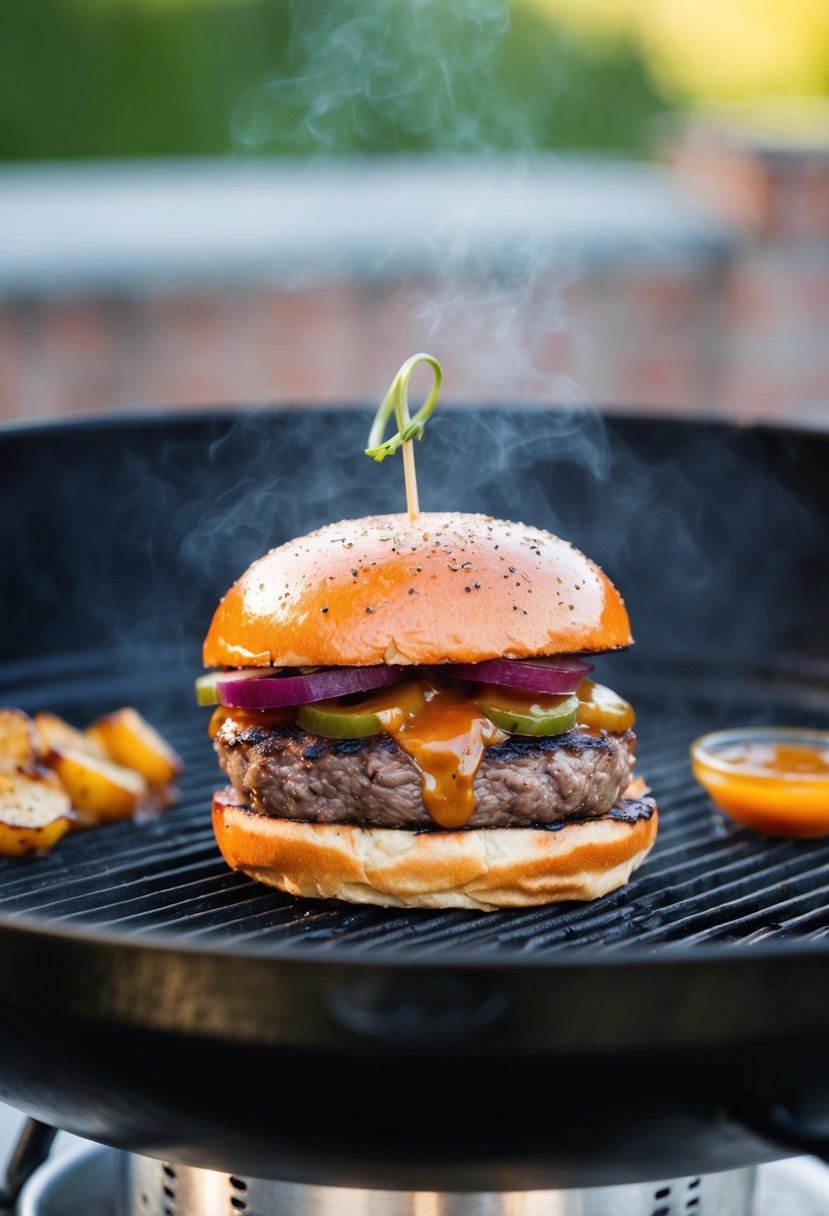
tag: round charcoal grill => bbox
[2,410,829,1192]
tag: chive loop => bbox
[365,353,443,463]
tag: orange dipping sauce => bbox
[691,728,829,838]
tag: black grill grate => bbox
[2,653,829,959]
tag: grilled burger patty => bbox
[215,720,636,830]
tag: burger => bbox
[197,512,657,910]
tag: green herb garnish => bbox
[365,353,443,520]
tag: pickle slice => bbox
[576,679,636,732]
[475,685,578,737]
[296,682,426,739]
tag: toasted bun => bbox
[212,787,657,911]
[203,513,631,668]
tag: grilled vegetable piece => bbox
[88,707,183,786]
[34,712,108,762]
[0,708,39,773]
[46,748,149,825]
[0,770,74,855]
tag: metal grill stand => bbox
[14,1137,829,1216]
[124,1157,757,1216]
[12,1145,759,1216]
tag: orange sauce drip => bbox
[693,741,829,838]
[386,684,506,829]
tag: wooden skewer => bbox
[402,437,419,521]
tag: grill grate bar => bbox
[174,888,400,942]
[142,898,348,941]
[598,847,829,952]
[0,824,221,913]
[655,873,829,947]
[46,859,249,926]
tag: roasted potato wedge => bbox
[0,707,38,774]
[88,707,183,786]
[47,748,149,824]
[34,712,107,762]
[0,769,74,855]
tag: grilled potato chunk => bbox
[47,748,148,824]
[34,712,108,762]
[88,707,183,786]
[0,708,38,774]
[0,770,74,855]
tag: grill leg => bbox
[0,1119,57,1216]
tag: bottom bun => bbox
[212,787,658,911]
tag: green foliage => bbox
[0,0,668,160]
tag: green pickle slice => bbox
[296,682,426,739]
[475,684,579,737]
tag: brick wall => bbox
[0,135,827,426]
[666,112,829,424]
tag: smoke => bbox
[231,0,556,156]
[5,409,827,728]
[230,0,592,405]
[400,261,584,405]
[175,407,615,619]
[167,407,826,690]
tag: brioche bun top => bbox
[202,512,632,668]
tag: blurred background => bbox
[1,0,828,423]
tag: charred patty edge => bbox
[222,793,656,834]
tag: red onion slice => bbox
[451,656,593,695]
[218,665,404,709]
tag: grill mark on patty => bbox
[487,729,617,760]
[235,723,616,759]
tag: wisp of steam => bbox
[231,0,588,403]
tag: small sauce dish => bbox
[691,727,829,838]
